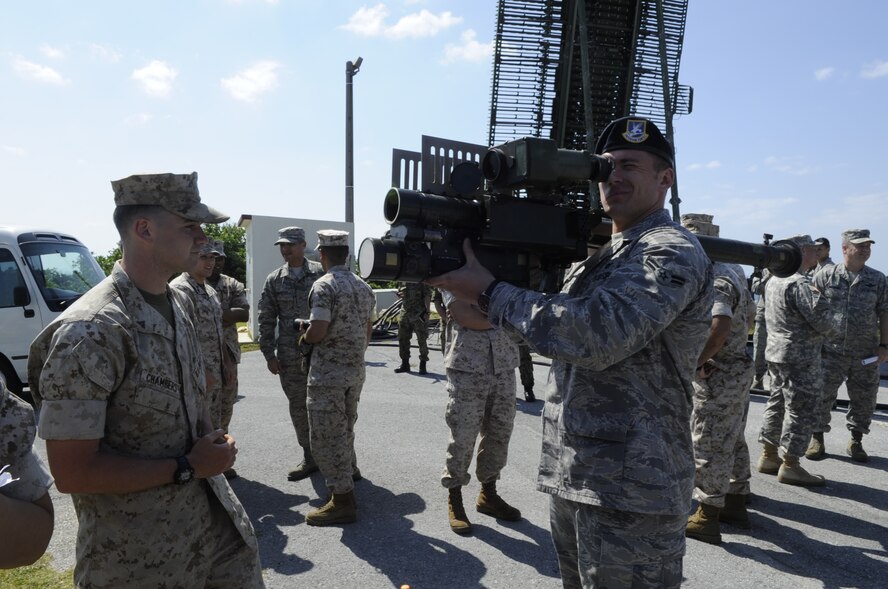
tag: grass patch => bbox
[0,554,73,588]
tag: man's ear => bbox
[659,167,675,191]
[132,216,153,243]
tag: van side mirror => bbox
[13,285,30,307]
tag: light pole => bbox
[345,57,363,224]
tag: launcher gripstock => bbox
[357,136,802,285]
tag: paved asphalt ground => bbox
[36,340,888,588]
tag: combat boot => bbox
[756,442,781,475]
[306,490,357,526]
[686,503,722,544]
[752,377,765,391]
[805,432,825,460]
[476,481,521,521]
[448,487,472,535]
[719,493,751,529]
[394,362,411,373]
[524,387,537,403]
[418,360,428,375]
[778,455,825,487]
[287,449,319,481]
[847,431,868,463]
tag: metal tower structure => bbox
[487,0,692,215]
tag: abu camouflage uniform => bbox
[440,291,519,489]
[759,270,831,457]
[27,263,262,589]
[0,381,53,504]
[486,209,713,587]
[691,263,756,507]
[207,273,249,430]
[307,265,376,494]
[397,282,432,364]
[812,263,888,434]
[170,272,226,429]
[258,259,324,450]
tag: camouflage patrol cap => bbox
[111,172,229,223]
[595,116,675,167]
[274,226,306,245]
[211,238,226,257]
[841,229,874,245]
[783,234,815,248]
[197,241,219,256]
[316,229,349,248]
[680,213,720,237]
[814,237,830,247]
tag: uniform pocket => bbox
[563,407,627,494]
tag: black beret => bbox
[594,116,675,167]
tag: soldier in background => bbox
[432,288,448,354]
[28,172,263,587]
[170,243,226,434]
[439,290,522,535]
[757,234,831,487]
[812,237,834,273]
[0,374,54,569]
[301,230,376,526]
[206,239,250,438]
[258,226,324,481]
[517,344,537,402]
[394,282,432,375]
[750,268,771,391]
[681,214,756,545]
[808,229,888,462]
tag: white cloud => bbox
[132,60,178,97]
[221,60,280,102]
[39,44,65,59]
[441,29,492,64]
[90,44,122,63]
[11,56,69,85]
[342,4,461,38]
[814,66,834,81]
[762,155,813,176]
[2,145,26,156]
[860,60,888,78]
[125,112,154,126]
[686,160,721,171]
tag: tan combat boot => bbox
[847,431,868,463]
[686,503,722,544]
[448,487,472,535]
[287,449,319,481]
[805,432,825,460]
[718,493,751,529]
[306,490,357,526]
[777,455,825,487]
[756,442,781,474]
[476,481,521,521]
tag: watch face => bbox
[178,469,194,483]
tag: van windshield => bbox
[21,242,106,312]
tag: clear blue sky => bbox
[2,1,886,273]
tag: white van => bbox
[0,226,106,394]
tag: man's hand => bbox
[426,239,496,304]
[187,429,237,479]
[266,357,280,375]
[878,346,888,365]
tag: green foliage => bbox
[367,279,400,290]
[94,245,122,276]
[203,223,247,284]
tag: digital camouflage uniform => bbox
[28,263,262,589]
[258,259,324,450]
[397,282,432,364]
[307,264,376,494]
[691,263,756,506]
[170,272,226,429]
[759,269,831,457]
[440,291,519,490]
[486,209,713,588]
[0,380,54,505]
[812,262,888,434]
[750,270,771,385]
[207,272,249,431]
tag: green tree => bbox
[203,223,247,284]
[94,245,121,276]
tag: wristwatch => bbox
[173,456,195,485]
[477,279,502,314]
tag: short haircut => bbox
[113,205,164,238]
[320,246,349,266]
